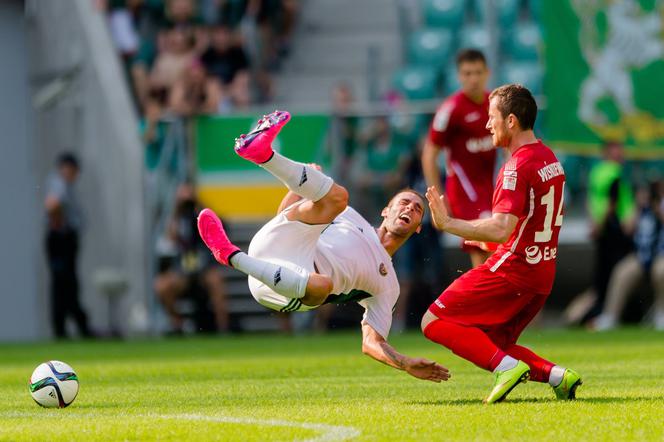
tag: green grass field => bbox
[1,328,663,441]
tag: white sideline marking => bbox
[161,414,361,442]
[1,411,361,441]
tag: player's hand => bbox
[404,357,451,383]
[464,240,499,252]
[425,186,451,231]
[308,163,322,171]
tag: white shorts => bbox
[247,204,327,312]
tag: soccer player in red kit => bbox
[421,49,496,268]
[421,84,582,404]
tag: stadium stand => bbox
[392,66,438,100]
[408,28,454,72]
[422,0,466,30]
[473,0,520,27]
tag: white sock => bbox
[230,252,308,299]
[260,152,333,202]
[494,355,519,372]
[549,365,566,387]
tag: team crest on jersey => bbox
[378,263,388,276]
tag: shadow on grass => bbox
[406,396,659,406]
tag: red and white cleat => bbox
[234,110,291,164]
[197,208,241,266]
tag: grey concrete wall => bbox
[0,0,42,340]
[0,0,150,341]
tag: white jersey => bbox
[315,207,400,339]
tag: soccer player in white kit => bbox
[198,110,450,383]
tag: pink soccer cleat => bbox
[197,208,241,266]
[234,110,291,164]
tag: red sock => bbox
[423,319,506,371]
[504,344,554,383]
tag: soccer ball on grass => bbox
[29,360,79,408]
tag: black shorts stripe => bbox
[280,298,297,312]
[283,298,302,312]
[289,299,302,312]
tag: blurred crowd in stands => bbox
[102,0,299,116]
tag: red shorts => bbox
[428,265,549,348]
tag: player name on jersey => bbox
[537,162,564,183]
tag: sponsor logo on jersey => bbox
[273,268,282,285]
[465,135,494,153]
[434,299,446,309]
[525,245,542,264]
[525,245,557,264]
[378,263,388,276]
[464,111,481,123]
[537,162,564,182]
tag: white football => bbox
[29,360,79,408]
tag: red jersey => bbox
[484,141,565,294]
[428,91,496,220]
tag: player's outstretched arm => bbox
[425,186,518,243]
[361,323,450,383]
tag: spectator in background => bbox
[154,182,229,334]
[421,49,496,269]
[352,116,410,223]
[169,59,223,115]
[165,0,198,27]
[243,0,300,101]
[164,0,208,52]
[44,153,92,339]
[107,0,164,109]
[330,82,359,184]
[201,25,251,111]
[595,180,664,331]
[141,89,168,171]
[585,141,636,324]
[148,26,199,107]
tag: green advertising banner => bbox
[195,114,330,220]
[543,0,664,157]
[196,114,330,178]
